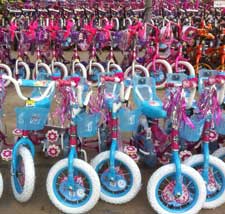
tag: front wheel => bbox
[11,146,35,202]
[146,59,172,89]
[86,62,105,87]
[147,164,206,214]
[33,62,52,80]
[13,61,30,80]
[91,151,141,204]
[0,63,12,87]
[51,62,68,79]
[124,64,149,79]
[184,154,225,209]
[171,61,195,76]
[46,158,100,214]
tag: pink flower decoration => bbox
[1,148,12,161]
[46,129,59,143]
[47,145,60,158]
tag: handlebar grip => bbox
[101,72,124,83]
[57,77,80,87]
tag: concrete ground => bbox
[0,51,224,214]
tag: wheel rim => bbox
[96,159,133,197]
[193,163,225,202]
[149,63,167,85]
[155,172,199,213]
[53,166,93,207]
[13,156,25,194]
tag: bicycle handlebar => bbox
[2,75,55,102]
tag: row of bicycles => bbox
[0,68,225,214]
[0,0,223,91]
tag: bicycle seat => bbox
[132,77,167,119]
[141,101,167,119]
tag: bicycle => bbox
[147,77,206,214]
[46,77,101,214]
[91,73,142,204]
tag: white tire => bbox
[184,154,225,209]
[0,172,3,199]
[212,147,225,160]
[108,63,122,73]
[147,164,206,214]
[171,61,195,77]
[14,61,30,80]
[46,158,100,214]
[33,62,51,80]
[52,62,68,79]
[112,17,119,31]
[91,151,141,204]
[11,146,35,202]
[71,62,87,79]
[124,64,149,78]
[0,63,12,87]
[146,59,172,89]
[86,62,105,87]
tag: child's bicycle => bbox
[91,73,142,204]
[146,78,206,214]
[183,74,225,209]
[46,77,101,214]
[0,74,55,202]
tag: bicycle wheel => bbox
[51,62,68,79]
[71,62,87,79]
[108,63,122,74]
[146,59,172,89]
[184,154,225,209]
[217,65,225,71]
[33,62,51,80]
[171,61,195,76]
[0,63,12,87]
[11,146,35,202]
[86,62,105,87]
[147,164,206,214]
[91,151,141,204]
[124,64,149,79]
[194,63,213,75]
[46,158,100,214]
[13,61,30,80]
